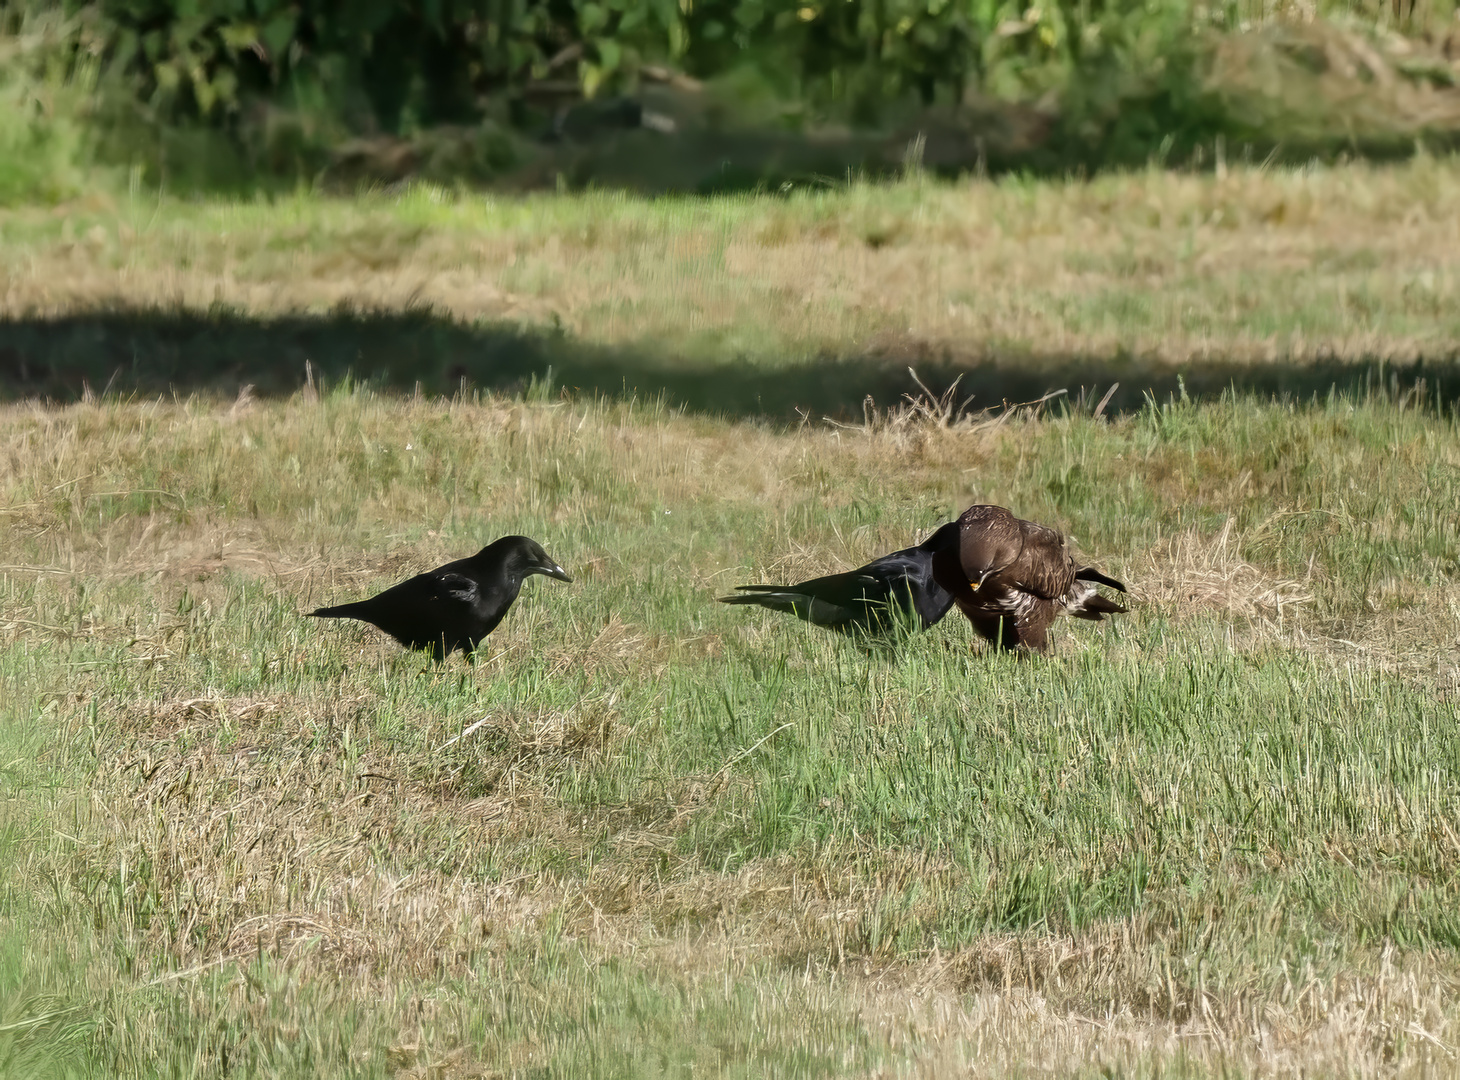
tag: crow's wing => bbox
[856,548,956,629]
[421,571,480,604]
[722,534,961,635]
[335,570,481,650]
[722,579,868,629]
[724,567,918,633]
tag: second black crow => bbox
[308,535,572,659]
[717,522,959,637]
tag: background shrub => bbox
[1,0,1457,192]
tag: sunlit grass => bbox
[2,383,1459,1075]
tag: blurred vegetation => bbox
[1,0,1459,196]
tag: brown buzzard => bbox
[928,505,1127,652]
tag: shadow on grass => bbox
[1,307,1456,420]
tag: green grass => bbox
[3,379,1460,1075]
[2,135,1459,1077]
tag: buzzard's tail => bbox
[1075,566,1127,593]
[1064,580,1129,621]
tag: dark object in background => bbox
[308,535,572,659]
[928,504,1127,652]
[551,97,645,142]
[718,522,959,637]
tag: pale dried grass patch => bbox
[856,971,1460,1078]
[140,529,313,585]
[70,714,578,981]
[824,369,1069,442]
[223,913,377,969]
[435,699,621,775]
[1292,606,1460,688]
[386,1044,495,1080]
[193,864,563,986]
[581,872,1460,1076]
[1139,517,1315,629]
[740,536,853,585]
[536,614,658,678]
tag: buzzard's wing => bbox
[928,503,1130,652]
[1004,519,1076,600]
[1013,601,1059,650]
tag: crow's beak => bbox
[541,561,573,583]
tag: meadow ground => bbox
[3,161,1460,1078]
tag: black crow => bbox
[927,504,1127,652]
[717,522,959,637]
[308,535,572,659]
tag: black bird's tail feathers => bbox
[308,602,367,620]
[718,587,809,615]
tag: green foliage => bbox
[2,0,1455,191]
[0,9,106,203]
[10,0,691,131]
[0,0,1264,136]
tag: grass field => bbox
[3,163,1460,1077]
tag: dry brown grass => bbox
[2,158,1459,377]
[1142,517,1317,626]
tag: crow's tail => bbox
[717,587,808,616]
[307,602,366,620]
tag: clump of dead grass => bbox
[828,368,1079,447]
[1139,517,1315,627]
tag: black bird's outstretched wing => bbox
[719,539,956,636]
[723,571,894,632]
